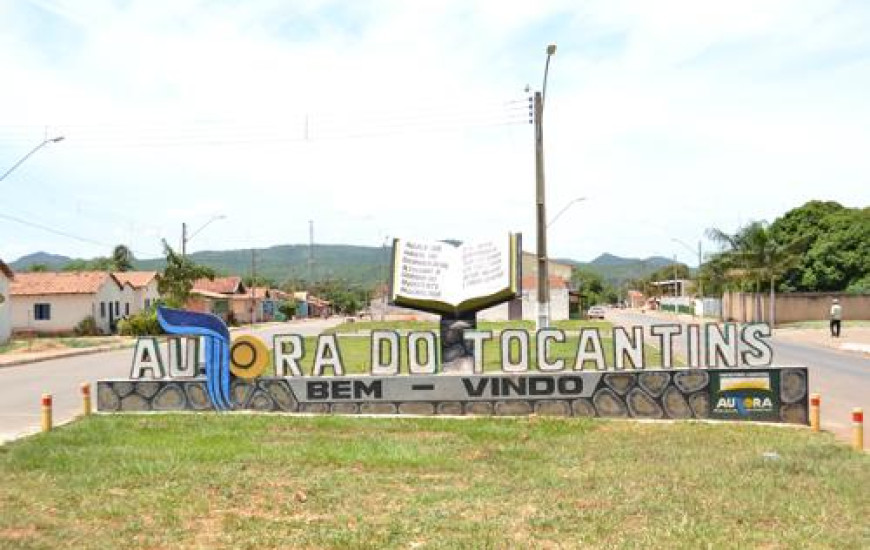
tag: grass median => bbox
[0,415,867,549]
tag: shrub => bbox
[118,310,163,336]
[74,316,101,336]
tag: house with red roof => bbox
[9,271,135,335]
[188,276,268,324]
[113,271,161,313]
[0,260,14,344]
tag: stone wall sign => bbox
[94,307,809,424]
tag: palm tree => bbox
[706,221,806,325]
[112,244,134,272]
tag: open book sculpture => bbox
[390,234,521,316]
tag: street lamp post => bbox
[535,43,557,331]
[0,136,65,183]
[547,197,587,228]
[671,237,703,297]
[182,215,226,257]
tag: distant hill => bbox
[10,245,675,290]
[554,254,675,288]
[134,244,389,287]
[9,252,72,271]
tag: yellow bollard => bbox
[810,393,821,432]
[853,408,864,451]
[41,393,52,432]
[81,383,92,416]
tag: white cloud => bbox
[0,0,868,268]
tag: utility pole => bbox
[308,220,315,287]
[181,223,187,257]
[535,90,549,330]
[250,249,256,325]
[535,43,557,331]
[697,240,704,298]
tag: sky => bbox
[1,0,868,268]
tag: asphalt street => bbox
[2,314,866,446]
[0,317,342,443]
[607,309,869,442]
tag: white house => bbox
[478,275,570,322]
[10,271,133,335]
[0,260,13,344]
[114,271,160,314]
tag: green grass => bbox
[327,319,612,334]
[0,336,130,355]
[0,415,867,549]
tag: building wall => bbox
[722,292,870,324]
[12,294,96,334]
[0,274,10,343]
[130,280,160,313]
[521,252,573,282]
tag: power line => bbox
[0,212,146,257]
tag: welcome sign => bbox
[96,307,809,424]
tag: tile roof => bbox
[521,274,568,291]
[10,271,120,296]
[113,271,159,289]
[192,276,245,295]
[0,259,13,280]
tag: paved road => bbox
[607,309,869,443]
[0,318,343,443]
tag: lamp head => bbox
[50,136,65,143]
[546,43,557,56]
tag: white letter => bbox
[130,338,164,379]
[463,330,492,374]
[741,323,773,367]
[686,324,701,368]
[274,334,304,377]
[408,332,437,374]
[167,336,198,378]
[312,334,345,376]
[613,327,645,370]
[650,324,681,369]
[537,329,565,371]
[500,329,529,372]
[706,323,738,367]
[370,330,399,375]
[574,329,605,370]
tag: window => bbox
[100,302,106,318]
[144,298,151,309]
[125,303,130,316]
[114,301,120,316]
[34,303,51,321]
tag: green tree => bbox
[112,244,135,272]
[769,201,869,292]
[27,263,49,272]
[157,240,215,308]
[706,221,806,324]
[572,267,619,309]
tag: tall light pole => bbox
[0,136,65,183]
[535,43,557,331]
[671,237,703,297]
[182,215,226,257]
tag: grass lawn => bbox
[327,319,612,334]
[271,321,667,374]
[0,415,867,549]
[0,336,131,355]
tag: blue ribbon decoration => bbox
[157,306,232,410]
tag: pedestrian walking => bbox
[830,298,842,337]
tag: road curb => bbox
[0,343,134,369]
